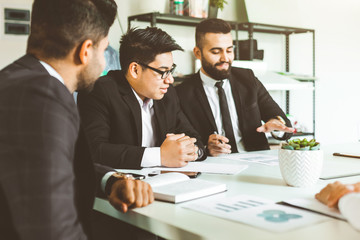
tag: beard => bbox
[201,58,232,81]
[76,53,103,93]
[76,69,97,93]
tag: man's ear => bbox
[78,40,94,65]
[128,62,141,79]
[193,46,202,60]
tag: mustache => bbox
[215,61,231,66]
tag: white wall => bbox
[1,0,359,145]
[0,0,32,68]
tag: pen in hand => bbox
[213,131,224,144]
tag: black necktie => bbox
[215,81,238,153]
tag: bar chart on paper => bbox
[215,199,268,213]
[182,195,329,232]
[183,194,274,215]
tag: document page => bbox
[282,197,345,220]
[183,194,329,232]
[221,153,279,166]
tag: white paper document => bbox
[283,197,345,220]
[183,195,329,232]
[149,162,248,175]
[220,153,279,166]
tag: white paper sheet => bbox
[283,197,345,220]
[183,195,329,232]
[220,153,279,166]
[148,162,248,175]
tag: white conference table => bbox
[94,143,360,240]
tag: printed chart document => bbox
[282,197,345,220]
[183,195,329,232]
[143,173,227,203]
[149,162,248,175]
[220,153,279,166]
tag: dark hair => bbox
[27,0,117,59]
[195,18,232,48]
[120,27,183,72]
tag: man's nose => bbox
[220,52,230,62]
[165,73,174,84]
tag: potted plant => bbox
[208,0,228,18]
[278,138,323,187]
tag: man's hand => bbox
[160,133,198,167]
[108,179,154,213]
[256,118,294,133]
[315,181,357,208]
[207,134,231,156]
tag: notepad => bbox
[143,173,227,203]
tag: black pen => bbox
[333,153,360,159]
[213,131,223,144]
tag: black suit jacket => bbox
[0,55,112,240]
[77,70,206,170]
[175,67,292,151]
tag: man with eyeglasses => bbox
[77,27,206,170]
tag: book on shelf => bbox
[143,172,227,203]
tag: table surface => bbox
[94,143,360,240]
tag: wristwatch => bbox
[105,172,135,196]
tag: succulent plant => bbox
[281,138,320,151]
[209,0,228,10]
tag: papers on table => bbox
[282,197,345,220]
[183,195,329,232]
[149,162,248,175]
[220,153,279,166]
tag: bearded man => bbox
[176,18,294,156]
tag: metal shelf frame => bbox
[128,12,316,137]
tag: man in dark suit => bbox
[0,1,153,239]
[176,18,294,156]
[77,27,206,170]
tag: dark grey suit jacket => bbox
[176,67,292,152]
[0,55,112,240]
[77,70,206,170]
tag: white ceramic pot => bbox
[278,149,323,187]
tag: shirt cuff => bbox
[339,192,360,231]
[140,147,161,167]
[101,171,117,194]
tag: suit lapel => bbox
[153,100,167,143]
[193,73,218,131]
[116,72,142,146]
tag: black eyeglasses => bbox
[138,62,176,79]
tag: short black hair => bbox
[27,0,117,59]
[195,18,232,48]
[120,27,183,72]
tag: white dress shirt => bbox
[339,193,360,231]
[132,89,161,167]
[39,61,65,86]
[200,70,245,151]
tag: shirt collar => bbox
[199,68,229,88]
[39,60,65,85]
[131,88,154,109]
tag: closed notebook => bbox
[144,173,227,203]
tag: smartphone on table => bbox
[148,170,201,178]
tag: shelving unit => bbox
[128,12,316,137]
